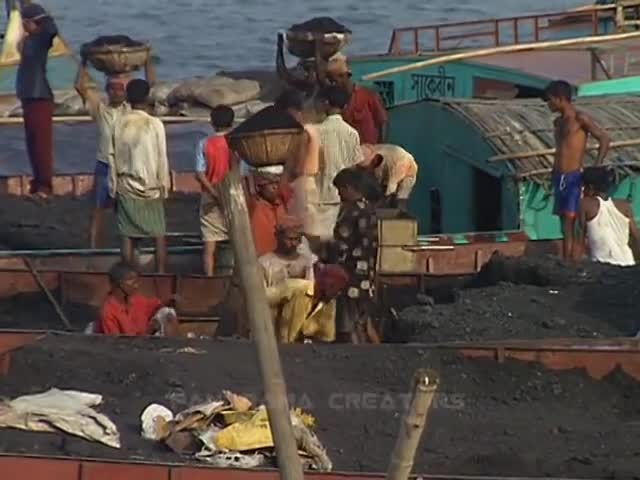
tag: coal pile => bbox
[83,35,144,49]
[395,254,640,343]
[231,106,302,135]
[0,195,199,250]
[289,17,351,34]
[0,335,638,478]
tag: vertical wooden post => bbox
[220,162,304,480]
[386,369,439,480]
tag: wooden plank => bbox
[489,139,640,162]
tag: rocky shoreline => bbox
[0,70,286,120]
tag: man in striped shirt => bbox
[315,86,364,240]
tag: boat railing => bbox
[388,4,633,55]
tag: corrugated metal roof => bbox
[440,96,640,183]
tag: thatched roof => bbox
[440,96,640,183]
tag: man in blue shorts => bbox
[544,80,610,260]
[75,54,155,247]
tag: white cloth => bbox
[316,114,363,204]
[111,109,171,199]
[587,197,636,266]
[84,90,130,164]
[0,389,120,448]
[259,250,316,288]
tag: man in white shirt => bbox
[315,86,364,239]
[112,79,170,273]
[75,54,156,248]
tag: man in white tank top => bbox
[576,167,639,266]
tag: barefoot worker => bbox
[75,71,130,247]
[544,80,610,260]
[112,79,170,273]
[259,219,348,343]
[315,86,365,239]
[94,262,178,336]
[195,105,234,276]
[360,143,418,211]
[274,89,323,243]
[576,167,639,266]
[332,168,381,344]
[16,3,58,198]
[75,53,156,248]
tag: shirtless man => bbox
[544,80,610,260]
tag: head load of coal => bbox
[231,106,303,135]
[85,35,145,48]
[289,17,351,34]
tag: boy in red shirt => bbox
[97,262,177,336]
[195,106,235,276]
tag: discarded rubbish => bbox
[140,390,331,471]
[0,389,120,448]
[140,403,174,441]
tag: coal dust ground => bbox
[0,194,201,250]
[1,197,640,342]
[391,254,640,343]
[0,335,638,478]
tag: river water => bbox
[0,0,587,175]
[10,0,586,79]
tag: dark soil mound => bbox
[396,254,640,343]
[0,195,199,250]
[473,252,575,287]
[289,17,351,34]
[231,106,302,135]
[0,335,638,478]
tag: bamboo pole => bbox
[219,161,303,480]
[363,30,640,81]
[23,257,73,330]
[0,115,208,125]
[516,161,640,179]
[489,138,640,162]
[386,369,439,480]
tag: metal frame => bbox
[387,5,622,55]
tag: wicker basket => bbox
[285,31,351,60]
[228,128,304,168]
[81,43,150,74]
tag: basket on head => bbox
[228,129,304,168]
[81,43,151,75]
[285,31,351,60]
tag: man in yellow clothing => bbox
[258,220,348,343]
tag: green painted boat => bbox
[386,95,640,240]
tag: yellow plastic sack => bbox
[215,407,274,451]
